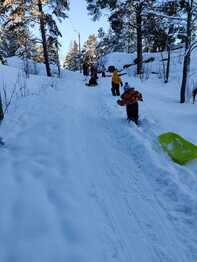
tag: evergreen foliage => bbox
[0,0,69,76]
[63,41,80,71]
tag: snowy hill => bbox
[104,50,197,94]
[5,56,61,77]
[103,51,197,145]
[0,54,197,262]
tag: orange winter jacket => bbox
[117,88,143,106]
[112,70,122,85]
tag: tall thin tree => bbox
[37,0,51,77]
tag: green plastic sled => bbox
[158,132,197,165]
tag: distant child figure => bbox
[87,64,98,86]
[87,74,97,86]
[117,87,143,125]
[83,62,89,81]
[90,64,98,79]
[101,65,106,77]
[111,69,123,96]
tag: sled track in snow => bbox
[0,73,196,262]
[97,91,197,261]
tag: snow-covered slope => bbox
[0,55,196,262]
[104,49,197,95]
[6,56,60,76]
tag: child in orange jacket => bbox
[117,87,143,125]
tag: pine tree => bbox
[63,41,80,71]
[96,28,111,59]
[47,36,61,77]
[180,0,196,103]
[0,0,26,58]
[2,0,69,76]
[36,0,52,76]
[0,28,7,64]
[151,1,185,83]
[82,34,97,65]
[86,0,154,75]
[33,0,69,77]
[155,0,197,102]
[32,43,44,63]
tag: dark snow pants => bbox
[126,102,139,125]
[111,83,120,96]
[88,77,97,86]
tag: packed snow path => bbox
[0,72,196,262]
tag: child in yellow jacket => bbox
[111,69,123,96]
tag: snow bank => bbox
[103,49,197,89]
[6,56,60,77]
[102,50,197,145]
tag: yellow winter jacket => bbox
[112,70,122,85]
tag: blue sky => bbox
[58,0,108,62]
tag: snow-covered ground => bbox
[0,54,197,261]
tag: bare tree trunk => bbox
[165,25,174,83]
[0,93,4,122]
[136,4,143,75]
[160,50,166,81]
[180,0,192,103]
[165,45,171,83]
[38,0,51,77]
[181,53,190,103]
[57,51,61,78]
